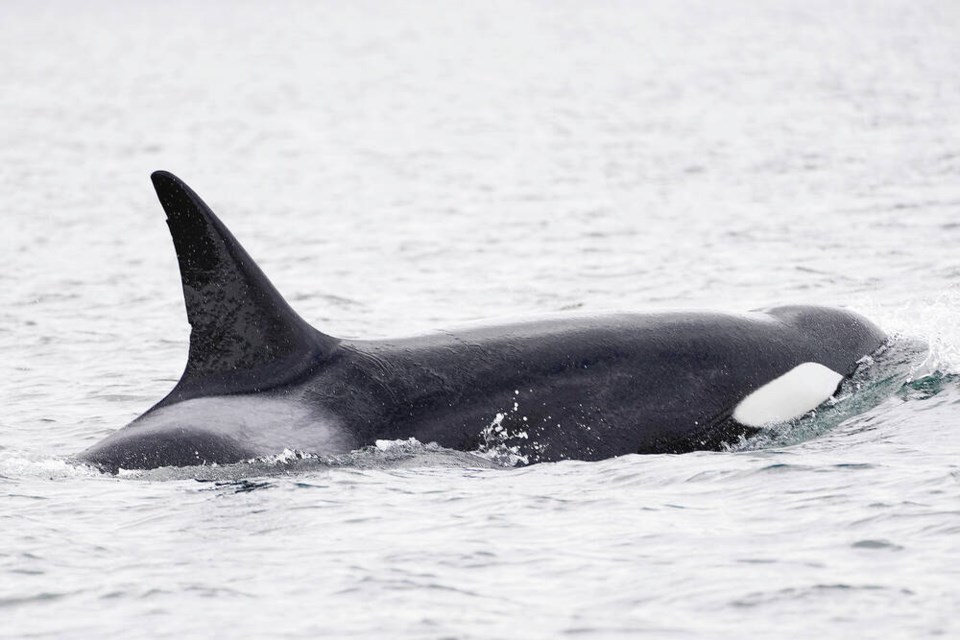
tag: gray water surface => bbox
[3,1,960,637]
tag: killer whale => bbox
[78,171,887,471]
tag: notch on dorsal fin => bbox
[150,171,338,404]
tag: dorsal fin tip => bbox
[149,170,338,403]
[151,169,175,183]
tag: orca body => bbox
[78,172,887,471]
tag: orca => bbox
[78,171,887,471]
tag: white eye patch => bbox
[733,362,844,427]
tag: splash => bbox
[852,289,960,375]
[0,450,104,481]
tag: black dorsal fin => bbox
[150,171,338,403]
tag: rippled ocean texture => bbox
[3,1,960,637]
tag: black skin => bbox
[329,305,885,462]
[78,172,886,471]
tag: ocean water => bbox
[3,1,960,637]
